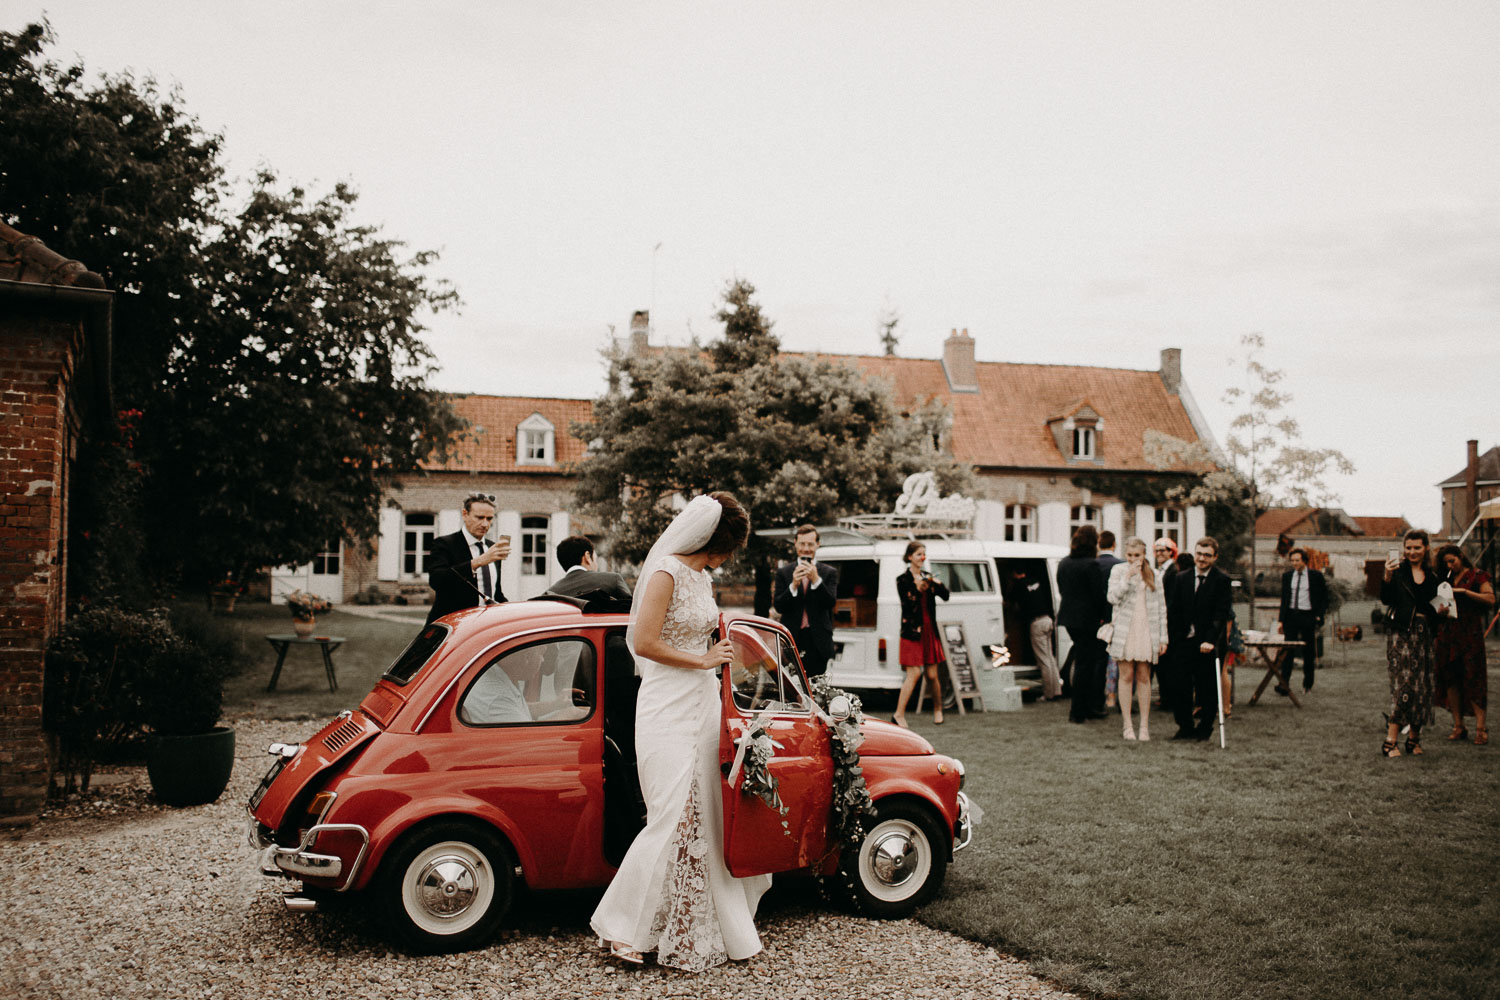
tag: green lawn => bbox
[912,618,1500,1000]
[217,602,427,719]
[214,598,1498,999]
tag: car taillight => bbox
[878,638,887,662]
[296,791,337,839]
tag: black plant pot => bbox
[147,726,237,807]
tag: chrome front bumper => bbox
[953,791,980,854]
[250,819,371,892]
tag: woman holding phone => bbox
[591,492,770,971]
[1379,529,1441,757]
[892,541,951,728]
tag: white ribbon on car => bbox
[726,708,783,788]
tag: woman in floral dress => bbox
[1106,537,1168,741]
[1379,529,1440,757]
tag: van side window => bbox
[930,561,992,594]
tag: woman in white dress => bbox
[1106,537,1168,741]
[590,492,771,971]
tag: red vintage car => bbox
[247,597,974,952]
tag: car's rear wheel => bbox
[380,821,514,953]
[840,800,948,918]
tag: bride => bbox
[590,491,771,971]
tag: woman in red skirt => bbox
[892,541,951,728]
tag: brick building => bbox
[0,221,112,824]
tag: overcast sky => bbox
[10,1,1498,530]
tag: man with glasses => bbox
[426,492,511,624]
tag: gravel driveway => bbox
[0,719,1078,1000]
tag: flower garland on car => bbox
[809,676,879,851]
[728,714,791,837]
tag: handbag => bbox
[1096,622,1115,643]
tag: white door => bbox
[271,540,343,605]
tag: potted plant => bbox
[284,589,331,637]
[142,634,235,807]
[208,575,245,614]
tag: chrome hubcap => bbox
[414,855,481,919]
[870,830,917,887]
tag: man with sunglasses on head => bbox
[426,492,511,624]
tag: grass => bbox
[911,603,1500,1000]
[213,597,1499,998]
[215,601,428,719]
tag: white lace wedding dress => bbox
[589,555,772,971]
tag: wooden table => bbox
[1241,639,1305,708]
[264,634,346,692]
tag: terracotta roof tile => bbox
[0,219,105,287]
[1352,516,1412,538]
[423,395,593,473]
[1255,507,1318,535]
[795,352,1205,471]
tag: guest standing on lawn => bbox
[1057,525,1109,725]
[1434,544,1493,746]
[1379,529,1441,758]
[892,541,951,728]
[1106,537,1167,741]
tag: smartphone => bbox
[797,556,812,566]
[1387,548,1399,563]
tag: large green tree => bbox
[1,23,463,594]
[575,278,972,614]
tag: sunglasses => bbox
[464,492,497,505]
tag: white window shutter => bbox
[496,510,523,598]
[1102,502,1124,540]
[1037,502,1070,547]
[1135,505,1156,542]
[438,509,462,535]
[1186,506,1206,546]
[377,508,401,581]
[550,511,570,582]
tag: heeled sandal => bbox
[1405,736,1424,756]
[1381,740,1401,758]
[1448,726,1468,741]
[606,941,645,965]
[1476,728,1489,746]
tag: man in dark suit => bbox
[1166,536,1233,741]
[425,492,510,624]
[772,524,840,678]
[546,535,632,604]
[1276,547,1328,694]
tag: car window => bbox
[382,624,449,685]
[728,625,811,715]
[931,561,992,594]
[459,638,595,726]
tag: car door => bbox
[718,621,833,878]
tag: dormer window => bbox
[1047,399,1102,463]
[516,412,555,466]
[1072,427,1096,459]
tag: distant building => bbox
[1253,506,1411,590]
[1437,439,1499,538]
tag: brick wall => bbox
[0,310,83,824]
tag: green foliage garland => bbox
[811,677,879,851]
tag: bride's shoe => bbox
[606,942,644,966]
[1138,722,1150,742]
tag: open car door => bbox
[719,620,833,878]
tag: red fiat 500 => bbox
[247,598,974,952]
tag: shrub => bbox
[45,606,231,794]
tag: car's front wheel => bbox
[840,800,948,918]
[380,820,514,953]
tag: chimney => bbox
[629,310,650,355]
[1160,348,1182,394]
[942,328,979,392]
[1467,438,1480,524]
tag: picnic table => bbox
[1240,636,1305,708]
[264,634,346,692]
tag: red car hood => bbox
[858,718,935,756]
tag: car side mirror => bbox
[827,694,852,721]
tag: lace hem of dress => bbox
[646,772,728,972]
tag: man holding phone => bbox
[772,524,840,677]
[425,492,511,624]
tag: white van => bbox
[791,530,1072,693]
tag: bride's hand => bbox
[700,638,734,670]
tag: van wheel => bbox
[839,801,948,918]
[380,821,513,953]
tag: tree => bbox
[575,279,971,614]
[1220,334,1355,624]
[877,306,900,356]
[1,23,463,595]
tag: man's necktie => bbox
[1293,572,1301,609]
[1196,574,1205,593]
[476,541,492,600]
